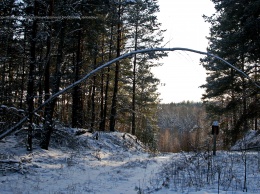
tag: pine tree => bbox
[0,0,166,151]
[125,0,165,148]
[0,0,24,107]
[201,0,260,145]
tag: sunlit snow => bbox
[0,130,259,193]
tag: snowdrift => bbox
[0,129,260,193]
[231,130,260,151]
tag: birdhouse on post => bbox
[212,121,219,135]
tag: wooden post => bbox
[212,121,219,156]
[213,132,217,156]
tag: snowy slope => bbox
[0,130,260,194]
[231,130,260,151]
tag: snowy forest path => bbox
[0,133,173,193]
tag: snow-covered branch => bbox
[35,47,260,113]
[1,47,258,140]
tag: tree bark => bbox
[26,0,38,151]
[109,4,121,132]
[100,24,114,131]
[40,19,65,149]
[132,21,138,135]
[99,36,105,131]
[90,57,97,132]
[72,26,84,128]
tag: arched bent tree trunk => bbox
[0,47,259,150]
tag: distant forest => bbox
[157,102,209,152]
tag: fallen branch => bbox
[0,159,20,164]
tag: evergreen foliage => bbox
[201,0,260,146]
[0,0,165,150]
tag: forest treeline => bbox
[200,0,260,147]
[157,102,210,153]
[0,0,165,150]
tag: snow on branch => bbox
[0,47,259,140]
[125,0,137,3]
[35,47,260,114]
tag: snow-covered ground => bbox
[0,130,260,194]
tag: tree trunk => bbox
[72,26,84,128]
[109,5,121,132]
[100,24,114,131]
[99,36,105,131]
[26,0,38,151]
[254,64,258,130]
[132,22,138,135]
[90,57,97,132]
[241,55,248,132]
[40,19,65,150]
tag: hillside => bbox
[0,130,260,194]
